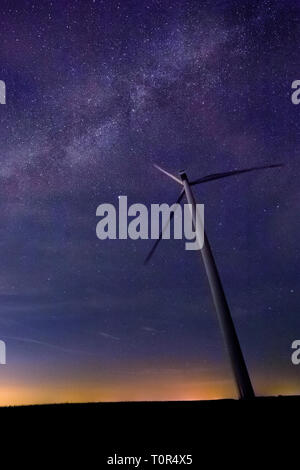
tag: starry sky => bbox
[0,0,299,405]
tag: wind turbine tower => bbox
[145,163,283,400]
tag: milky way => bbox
[0,0,299,404]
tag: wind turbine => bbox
[145,162,283,400]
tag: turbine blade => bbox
[144,189,185,264]
[190,163,283,186]
[154,164,183,185]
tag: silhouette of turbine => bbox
[145,162,283,399]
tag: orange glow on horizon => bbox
[1,358,299,406]
[0,375,236,406]
[0,372,299,406]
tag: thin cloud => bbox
[2,335,94,356]
[98,331,120,341]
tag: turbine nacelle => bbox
[179,170,188,181]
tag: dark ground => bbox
[2,396,298,467]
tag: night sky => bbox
[0,0,299,405]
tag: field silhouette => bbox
[1,395,299,467]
